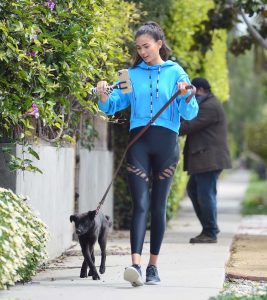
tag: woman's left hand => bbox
[177,82,189,96]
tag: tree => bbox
[164,0,229,101]
[124,0,172,24]
[225,46,266,155]
[192,0,267,56]
[210,1,267,160]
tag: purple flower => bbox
[47,0,55,11]
[30,51,36,58]
[25,103,40,119]
[33,34,38,40]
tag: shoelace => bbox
[147,265,157,276]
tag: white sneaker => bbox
[123,265,144,287]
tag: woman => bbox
[97,21,198,287]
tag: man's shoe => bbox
[145,265,161,285]
[189,233,217,244]
[124,264,144,287]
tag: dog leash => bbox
[95,85,196,215]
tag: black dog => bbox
[70,210,112,280]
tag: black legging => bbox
[127,126,179,255]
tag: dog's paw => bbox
[99,266,105,274]
[80,272,88,278]
[92,273,100,280]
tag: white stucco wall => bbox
[78,149,113,221]
[16,143,75,259]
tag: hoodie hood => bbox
[136,60,177,70]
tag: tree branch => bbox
[239,8,267,49]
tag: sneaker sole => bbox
[190,239,217,244]
[145,280,160,285]
[124,267,144,287]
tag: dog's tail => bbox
[105,215,113,228]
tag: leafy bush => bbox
[0,0,140,170]
[242,173,267,215]
[0,0,139,136]
[112,112,132,229]
[164,0,229,101]
[210,277,267,300]
[245,119,267,165]
[0,188,48,289]
[167,138,188,221]
[209,294,267,300]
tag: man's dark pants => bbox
[186,170,222,239]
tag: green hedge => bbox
[242,173,267,215]
[167,138,188,221]
[0,188,48,289]
[0,0,140,170]
[164,0,229,101]
[209,294,267,300]
[0,0,139,137]
[245,119,267,164]
[112,112,132,229]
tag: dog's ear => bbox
[70,215,77,223]
[88,210,96,220]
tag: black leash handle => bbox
[95,85,196,215]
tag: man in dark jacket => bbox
[179,77,232,243]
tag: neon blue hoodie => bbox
[98,60,198,133]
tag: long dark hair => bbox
[132,21,172,67]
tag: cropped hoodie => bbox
[98,60,199,133]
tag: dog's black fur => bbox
[70,210,112,280]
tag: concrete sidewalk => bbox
[0,169,250,300]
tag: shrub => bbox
[0,0,140,170]
[164,0,229,103]
[0,188,48,289]
[0,0,139,137]
[167,138,188,221]
[245,119,267,164]
[112,113,132,229]
[242,173,267,215]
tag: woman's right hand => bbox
[97,80,109,102]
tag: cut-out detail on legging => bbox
[127,163,149,182]
[157,164,177,180]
